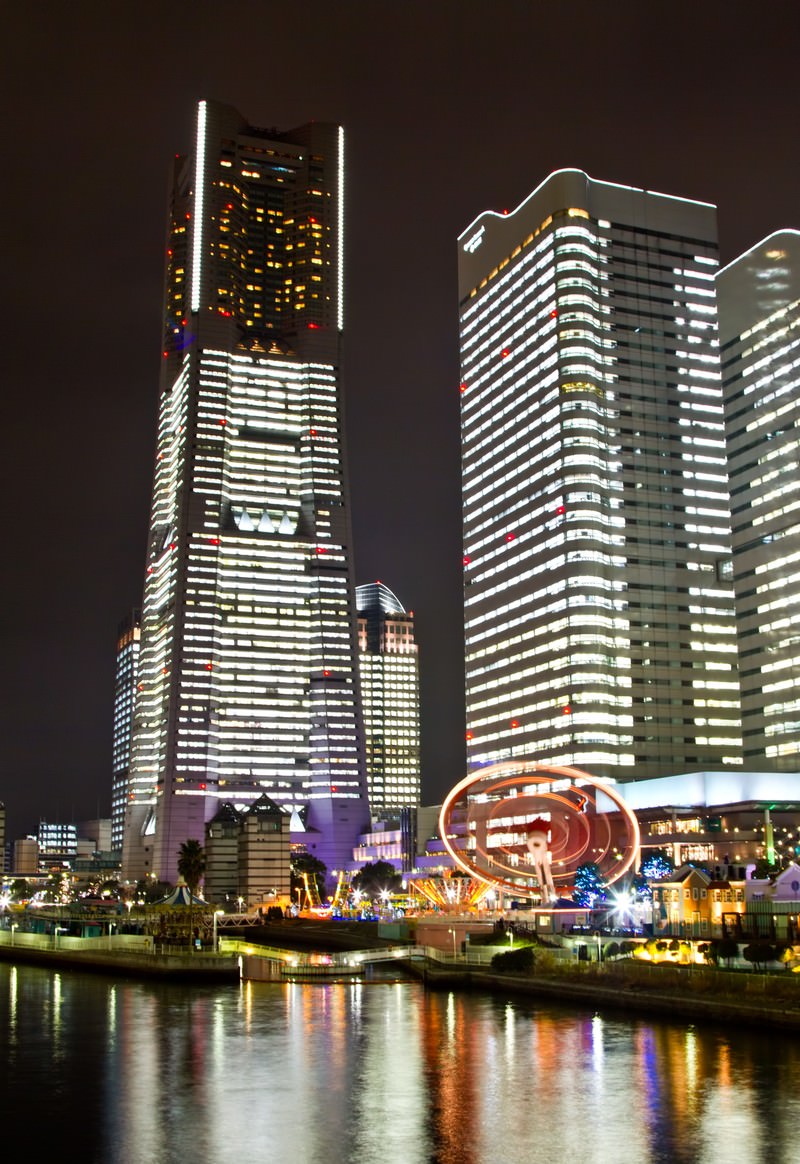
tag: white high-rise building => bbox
[110,610,140,854]
[123,101,368,883]
[356,582,421,815]
[458,169,742,779]
[717,230,800,768]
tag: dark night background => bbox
[2,2,798,839]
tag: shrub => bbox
[490,945,536,974]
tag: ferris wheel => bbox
[438,760,640,902]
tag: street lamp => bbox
[212,910,224,951]
[448,927,457,957]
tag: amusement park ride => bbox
[437,761,641,906]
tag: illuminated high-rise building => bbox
[110,610,140,854]
[356,582,421,816]
[459,169,742,779]
[717,230,800,768]
[123,100,367,883]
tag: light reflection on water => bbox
[2,963,799,1164]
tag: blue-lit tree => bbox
[573,862,607,907]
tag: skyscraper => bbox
[356,582,421,815]
[110,610,140,855]
[717,230,800,768]
[123,101,367,883]
[458,170,742,780]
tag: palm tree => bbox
[177,839,206,951]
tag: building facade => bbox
[356,582,420,816]
[123,101,368,884]
[111,610,141,854]
[458,170,741,779]
[716,231,800,768]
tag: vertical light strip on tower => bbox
[337,125,345,330]
[191,99,207,313]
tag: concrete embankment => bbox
[418,960,800,1032]
[0,937,239,982]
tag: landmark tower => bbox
[123,101,367,882]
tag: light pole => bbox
[212,910,224,952]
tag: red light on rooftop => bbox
[505,532,515,542]
[550,309,558,318]
[563,705,572,715]
[307,322,320,329]
[466,730,473,740]
[331,786,337,793]
[162,351,169,359]
[206,662,213,670]
[463,555,471,566]
[200,783,206,790]
[502,208,509,215]
[556,505,565,515]
[317,546,327,554]
[219,418,226,426]
[309,428,317,436]
[511,719,519,729]
[169,543,176,550]
[501,348,510,358]
[147,566,153,574]
[323,669,331,678]
[460,382,467,393]
[209,537,220,545]
[162,667,168,675]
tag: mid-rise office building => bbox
[458,170,741,779]
[123,100,367,883]
[111,610,140,854]
[356,582,421,815]
[717,231,800,767]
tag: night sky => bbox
[3,2,799,839]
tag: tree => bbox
[708,937,739,967]
[351,860,403,901]
[135,878,173,904]
[177,839,206,950]
[9,879,30,902]
[639,849,674,881]
[742,942,775,971]
[290,853,328,903]
[752,857,782,880]
[572,863,607,907]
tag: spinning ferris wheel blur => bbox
[438,761,641,902]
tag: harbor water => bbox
[2,961,798,1163]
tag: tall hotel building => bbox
[356,582,421,815]
[458,170,742,780]
[111,610,141,854]
[123,101,368,883]
[717,231,800,767]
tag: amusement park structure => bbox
[439,761,641,904]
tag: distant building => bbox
[356,582,421,816]
[203,796,290,909]
[110,611,140,854]
[37,821,77,868]
[0,801,5,874]
[13,837,39,876]
[459,170,741,778]
[717,231,800,768]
